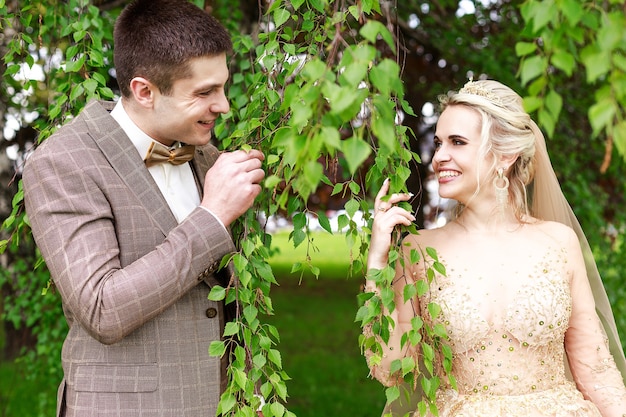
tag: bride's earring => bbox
[493,167,509,212]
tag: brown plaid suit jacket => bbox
[23,101,235,417]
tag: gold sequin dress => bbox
[418,247,626,416]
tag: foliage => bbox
[0,3,116,414]
[516,0,626,170]
[1,0,116,253]
[357,243,454,417]
[516,0,626,350]
[206,1,450,414]
[1,0,449,416]
[2,1,626,416]
[0,237,64,417]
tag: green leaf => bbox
[522,96,543,113]
[544,89,563,120]
[538,107,556,138]
[223,321,239,337]
[596,11,624,51]
[217,393,237,414]
[69,84,85,102]
[209,340,226,357]
[614,121,626,156]
[244,305,259,325]
[208,285,226,301]
[293,212,307,230]
[270,402,286,417]
[233,368,248,389]
[5,63,20,76]
[318,126,341,151]
[344,198,360,218]
[369,59,403,96]
[427,302,441,319]
[339,61,369,88]
[550,50,575,77]
[341,136,372,175]
[273,8,291,28]
[403,282,417,302]
[515,41,537,57]
[323,83,367,120]
[384,386,400,404]
[317,211,332,233]
[425,247,439,262]
[381,286,395,308]
[292,229,306,247]
[302,59,327,81]
[530,0,557,33]
[520,55,548,86]
[291,0,305,10]
[359,20,394,50]
[401,356,415,375]
[581,46,610,83]
[371,114,397,152]
[588,98,616,137]
[268,348,282,367]
[65,55,86,73]
[559,0,584,26]
[233,253,249,273]
[433,261,446,276]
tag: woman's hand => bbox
[367,178,416,270]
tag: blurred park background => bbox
[2,0,626,416]
[1,231,389,416]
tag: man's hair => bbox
[114,0,233,97]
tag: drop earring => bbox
[493,167,509,212]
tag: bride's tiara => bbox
[458,79,503,106]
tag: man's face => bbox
[148,54,230,147]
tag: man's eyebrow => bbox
[193,82,224,93]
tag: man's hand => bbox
[201,149,265,226]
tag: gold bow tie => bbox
[144,142,196,168]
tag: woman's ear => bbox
[500,153,519,172]
[128,77,156,108]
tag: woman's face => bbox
[432,105,493,204]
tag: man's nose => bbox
[211,91,230,114]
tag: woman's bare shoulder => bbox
[526,217,578,244]
[403,223,456,247]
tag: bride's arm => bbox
[364,179,417,386]
[364,256,421,386]
[564,227,626,416]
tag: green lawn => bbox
[265,230,386,416]
[0,360,57,417]
[0,231,386,417]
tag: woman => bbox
[365,79,626,416]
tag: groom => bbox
[22,0,265,416]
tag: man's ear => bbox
[128,77,156,108]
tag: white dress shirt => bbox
[110,100,200,223]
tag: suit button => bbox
[205,307,218,318]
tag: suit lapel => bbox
[82,101,178,236]
[190,144,220,192]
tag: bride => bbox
[365,79,626,416]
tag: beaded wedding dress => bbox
[368,86,626,417]
[417,243,626,416]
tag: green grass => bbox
[0,231,385,417]
[269,230,360,280]
[0,360,57,417]
[268,231,386,416]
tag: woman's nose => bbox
[432,146,450,165]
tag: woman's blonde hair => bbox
[438,79,536,221]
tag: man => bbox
[22,1,265,416]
